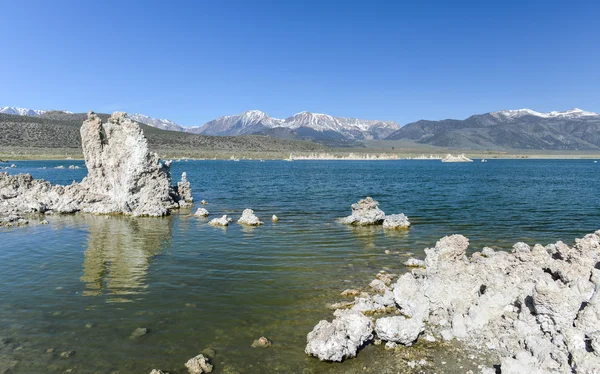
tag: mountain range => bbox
[386,108,600,150]
[3,106,600,150]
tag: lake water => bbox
[1,159,599,373]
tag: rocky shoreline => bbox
[305,230,600,373]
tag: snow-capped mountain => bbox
[491,108,598,120]
[188,110,284,136]
[0,106,72,116]
[193,110,400,141]
[128,113,185,132]
[385,108,600,150]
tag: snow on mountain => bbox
[0,106,66,116]
[128,113,184,132]
[194,110,400,140]
[492,108,599,120]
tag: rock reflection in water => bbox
[79,215,172,301]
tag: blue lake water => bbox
[1,159,599,373]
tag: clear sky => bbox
[1,0,598,126]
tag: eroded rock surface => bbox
[307,230,600,373]
[0,111,191,219]
[340,197,410,229]
[305,309,373,361]
[185,353,213,373]
[209,215,232,226]
[237,209,263,226]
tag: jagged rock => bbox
[307,230,600,372]
[0,112,191,220]
[305,309,373,362]
[177,172,193,207]
[250,336,272,348]
[375,315,424,346]
[209,215,232,226]
[382,214,410,229]
[272,214,279,222]
[237,209,263,226]
[340,197,385,225]
[194,208,209,217]
[369,279,388,292]
[185,353,213,373]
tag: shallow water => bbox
[1,159,599,373]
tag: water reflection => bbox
[79,215,172,301]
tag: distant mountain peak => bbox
[492,108,598,120]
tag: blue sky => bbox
[1,0,598,126]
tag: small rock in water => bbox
[194,208,209,217]
[40,220,49,225]
[209,215,232,226]
[85,323,94,329]
[340,197,385,226]
[46,347,54,353]
[201,200,208,205]
[149,370,166,374]
[250,336,272,348]
[384,341,397,350]
[10,164,16,168]
[384,250,390,255]
[237,209,264,226]
[271,214,279,222]
[130,327,149,339]
[60,350,75,358]
[341,289,361,297]
[185,353,213,373]
[382,213,410,229]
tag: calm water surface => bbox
[1,159,599,373]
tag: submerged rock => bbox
[194,208,209,217]
[0,111,191,220]
[340,197,385,225]
[250,336,272,348]
[305,309,373,362]
[237,209,263,226]
[130,327,149,339]
[382,214,410,229]
[185,353,213,373]
[209,215,232,226]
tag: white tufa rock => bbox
[382,213,410,229]
[185,353,213,373]
[0,111,192,220]
[272,214,279,222]
[237,209,263,226]
[305,309,373,362]
[340,197,386,225]
[441,154,473,162]
[208,215,232,226]
[194,208,209,217]
[306,230,600,372]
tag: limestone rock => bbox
[237,209,263,226]
[0,111,191,220]
[375,315,423,346]
[441,154,473,162]
[305,309,373,362]
[382,214,410,229]
[194,208,209,217]
[340,197,385,225]
[177,172,193,207]
[185,353,213,373]
[209,215,232,226]
[250,336,272,348]
[272,214,279,222]
[404,258,425,267]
